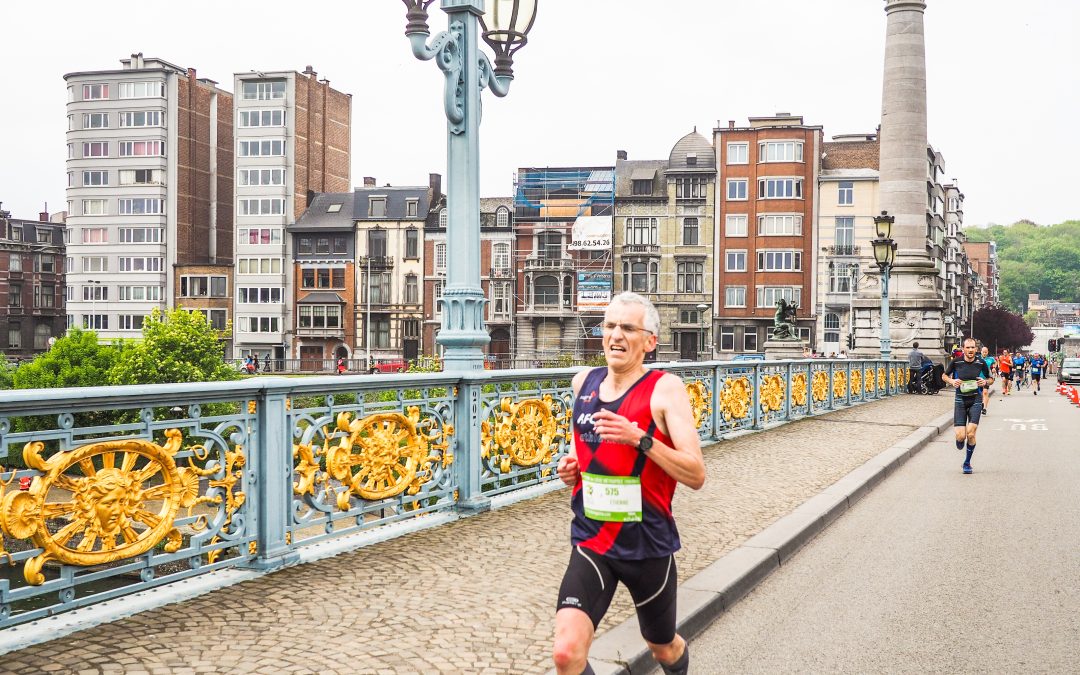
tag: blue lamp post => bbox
[402,0,537,371]
[871,211,897,359]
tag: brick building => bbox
[0,206,67,358]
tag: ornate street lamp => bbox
[401,0,537,371]
[871,211,897,359]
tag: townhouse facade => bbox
[0,207,67,359]
[714,114,823,354]
[963,240,999,307]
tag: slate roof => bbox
[291,193,354,230]
[614,159,667,198]
[668,129,715,171]
[354,186,431,221]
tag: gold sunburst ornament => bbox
[720,377,751,421]
[812,371,829,402]
[759,374,785,412]
[0,430,197,585]
[833,370,848,399]
[888,367,896,389]
[877,367,886,391]
[685,381,712,430]
[850,369,862,396]
[481,394,566,471]
[865,368,875,393]
[791,373,808,407]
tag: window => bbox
[238,228,283,245]
[83,170,109,187]
[118,315,145,331]
[435,243,447,271]
[298,305,342,329]
[492,242,510,270]
[725,286,746,308]
[758,214,803,235]
[238,287,283,303]
[118,81,164,98]
[405,274,418,304]
[682,217,699,245]
[207,310,227,332]
[366,197,387,219]
[834,217,855,251]
[240,316,281,333]
[297,238,312,254]
[67,85,74,103]
[405,228,419,259]
[238,198,285,216]
[239,139,285,157]
[119,169,164,185]
[366,272,392,304]
[8,284,21,307]
[68,114,75,131]
[119,140,164,157]
[33,255,55,273]
[9,254,21,272]
[119,257,164,272]
[534,275,560,306]
[238,168,285,186]
[727,142,748,164]
[118,110,162,127]
[68,171,74,187]
[496,207,510,228]
[241,80,286,100]
[239,257,284,275]
[676,262,704,293]
[67,143,74,159]
[491,282,510,318]
[725,214,747,237]
[538,232,562,259]
[838,181,854,206]
[119,227,164,243]
[622,260,658,294]
[119,198,164,215]
[439,209,448,228]
[118,285,162,301]
[238,109,285,127]
[727,179,748,200]
[373,317,391,349]
[180,276,227,297]
[756,286,801,308]
[406,199,418,218]
[625,217,657,246]
[333,236,347,254]
[367,229,387,257]
[34,324,52,350]
[82,199,108,216]
[299,267,344,288]
[82,228,108,244]
[758,177,803,199]
[720,326,735,351]
[83,285,108,301]
[632,179,652,196]
[675,176,708,199]
[82,83,109,100]
[744,329,758,352]
[83,112,109,128]
[725,250,747,272]
[759,141,803,163]
[830,262,859,293]
[82,315,108,330]
[7,326,20,349]
[10,226,22,242]
[83,142,109,158]
[37,229,51,244]
[433,281,444,314]
[757,250,802,272]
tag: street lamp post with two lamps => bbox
[871,211,897,359]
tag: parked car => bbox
[731,353,766,362]
[1058,358,1080,385]
[369,359,407,374]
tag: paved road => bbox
[690,387,1080,673]
[0,395,949,674]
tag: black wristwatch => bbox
[637,434,653,453]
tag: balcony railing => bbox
[523,257,575,271]
[621,244,660,255]
[488,267,514,278]
[361,256,394,269]
[0,357,906,630]
[826,244,860,256]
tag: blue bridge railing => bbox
[0,359,906,628]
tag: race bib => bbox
[959,379,979,394]
[581,473,642,522]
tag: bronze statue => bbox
[771,298,800,341]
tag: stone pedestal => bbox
[763,339,807,361]
[852,268,945,360]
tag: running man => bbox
[943,338,994,474]
[980,345,996,414]
[1030,352,1046,395]
[553,291,706,675]
[1013,351,1028,390]
[998,349,1013,396]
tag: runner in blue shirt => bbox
[980,345,996,414]
[1030,353,1046,395]
[1012,352,1028,389]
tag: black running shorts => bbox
[954,396,983,427]
[556,546,678,645]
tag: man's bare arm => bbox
[647,374,706,489]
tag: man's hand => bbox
[591,409,645,447]
[977,377,987,387]
[950,378,960,388]
[557,455,580,486]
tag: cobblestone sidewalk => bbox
[0,395,948,675]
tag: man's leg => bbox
[553,609,595,675]
[554,547,617,675]
[963,400,982,473]
[647,635,689,675]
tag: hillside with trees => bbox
[966,219,1080,312]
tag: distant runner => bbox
[980,345,996,415]
[942,338,993,475]
[998,350,1013,396]
[1030,352,1046,395]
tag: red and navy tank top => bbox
[570,367,679,560]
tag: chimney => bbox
[616,150,627,160]
[303,65,316,78]
[39,209,49,222]
[363,176,376,187]
[728,120,735,129]
[429,173,442,200]
[188,67,197,81]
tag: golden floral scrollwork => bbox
[186,442,247,530]
[877,367,886,391]
[759,374,785,412]
[720,377,751,421]
[865,368,875,393]
[791,373,808,407]
[0,430,197,585]
[481,394,567,470]
[850,369,862,396]
[812,371,829,402]
[685,382,713,430]
[833,371,848,399]
[888,368,896,389]
[324,408,453,502]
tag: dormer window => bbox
[369,197,386,218]
[496,207,509,228]
[439,209,448,228]
[686,152,697,166]
[632,180,652,196]
[406,199,418,218]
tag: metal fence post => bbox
[250,388,299,570]
[751,363,762,430]
[453,374,490,512]
[711,366,722,440]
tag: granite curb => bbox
[583,411,955,674]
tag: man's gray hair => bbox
[608,292,660,335]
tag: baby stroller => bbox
[908,363,942,395]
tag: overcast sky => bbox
[2,0,1076,228]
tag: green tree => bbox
[110,308,239,385]
[0,354,14,390]
[967,219,1080,311]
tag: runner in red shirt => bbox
[998,350,1013,396]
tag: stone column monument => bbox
[853,0,945,359]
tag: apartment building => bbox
[422,192,515,365]
[963,240,999,306]
[0,206,67,358]
[64,54,232,341]
[233,67,351,363]
[613,129,716,362]
[714,114,823,354]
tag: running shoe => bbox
[963,464,972,475]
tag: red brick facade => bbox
[293,72,352,219]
